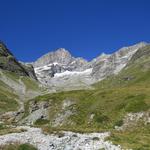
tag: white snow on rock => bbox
[54,68,93,78]
[0,126,121,150]
[34,62,59,73]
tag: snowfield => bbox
[54,68,93,77]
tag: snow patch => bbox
[34,62,59,73]
[54,68,93,77]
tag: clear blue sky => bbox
[1,0,150,62]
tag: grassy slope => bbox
[25,46,150,149]
[0,79,18,114]
[3,71,40,92]
[107,123,150,150]
[0,70,42,114]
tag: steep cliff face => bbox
[0,41,37,80]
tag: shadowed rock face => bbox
[0,41,37,80]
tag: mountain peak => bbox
[54,48,72,58]
[0,41,13,56]
[55,48,70,53]
[99,52,108,58]
[132,41,148,48]
[33,48,73,67]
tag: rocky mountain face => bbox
[33,48,88,70]
[0,41,37,80]
[33,42,147,90]
[33,48,91,90]
[91,42,147,80]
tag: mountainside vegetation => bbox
[0,70,44,116]
[0,76,19,114]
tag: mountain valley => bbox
[0,41,150,150]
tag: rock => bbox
[116,111,150,131]
[20,62,37,80]
[51,99,76,127]
[0,126,121,150]
[91,42,147,80]
[0,41,37,80]
[20,101,50,125]
[123,76,135,81]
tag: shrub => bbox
[94,112,109,123]
[34,119,49,125]
[18,144,37,150]
[114,119,123,127]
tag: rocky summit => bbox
[0,41,150,150]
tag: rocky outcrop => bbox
[115,111,150,131]
[20,62,37,80]
[20,101,50,125]
[0,41,37,80]
[51,99,76,127]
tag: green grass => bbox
[21,77,40,91]
[28,83,149,134]
[34,119,49,125]
[0,124,26,135]
[0,70,42,114]
[0,80,18,113]
[0,93,18,113]
[107,123,150,150]
[4,71,20,83]
[0,143,37,150]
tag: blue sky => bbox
[0,0,150,62]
